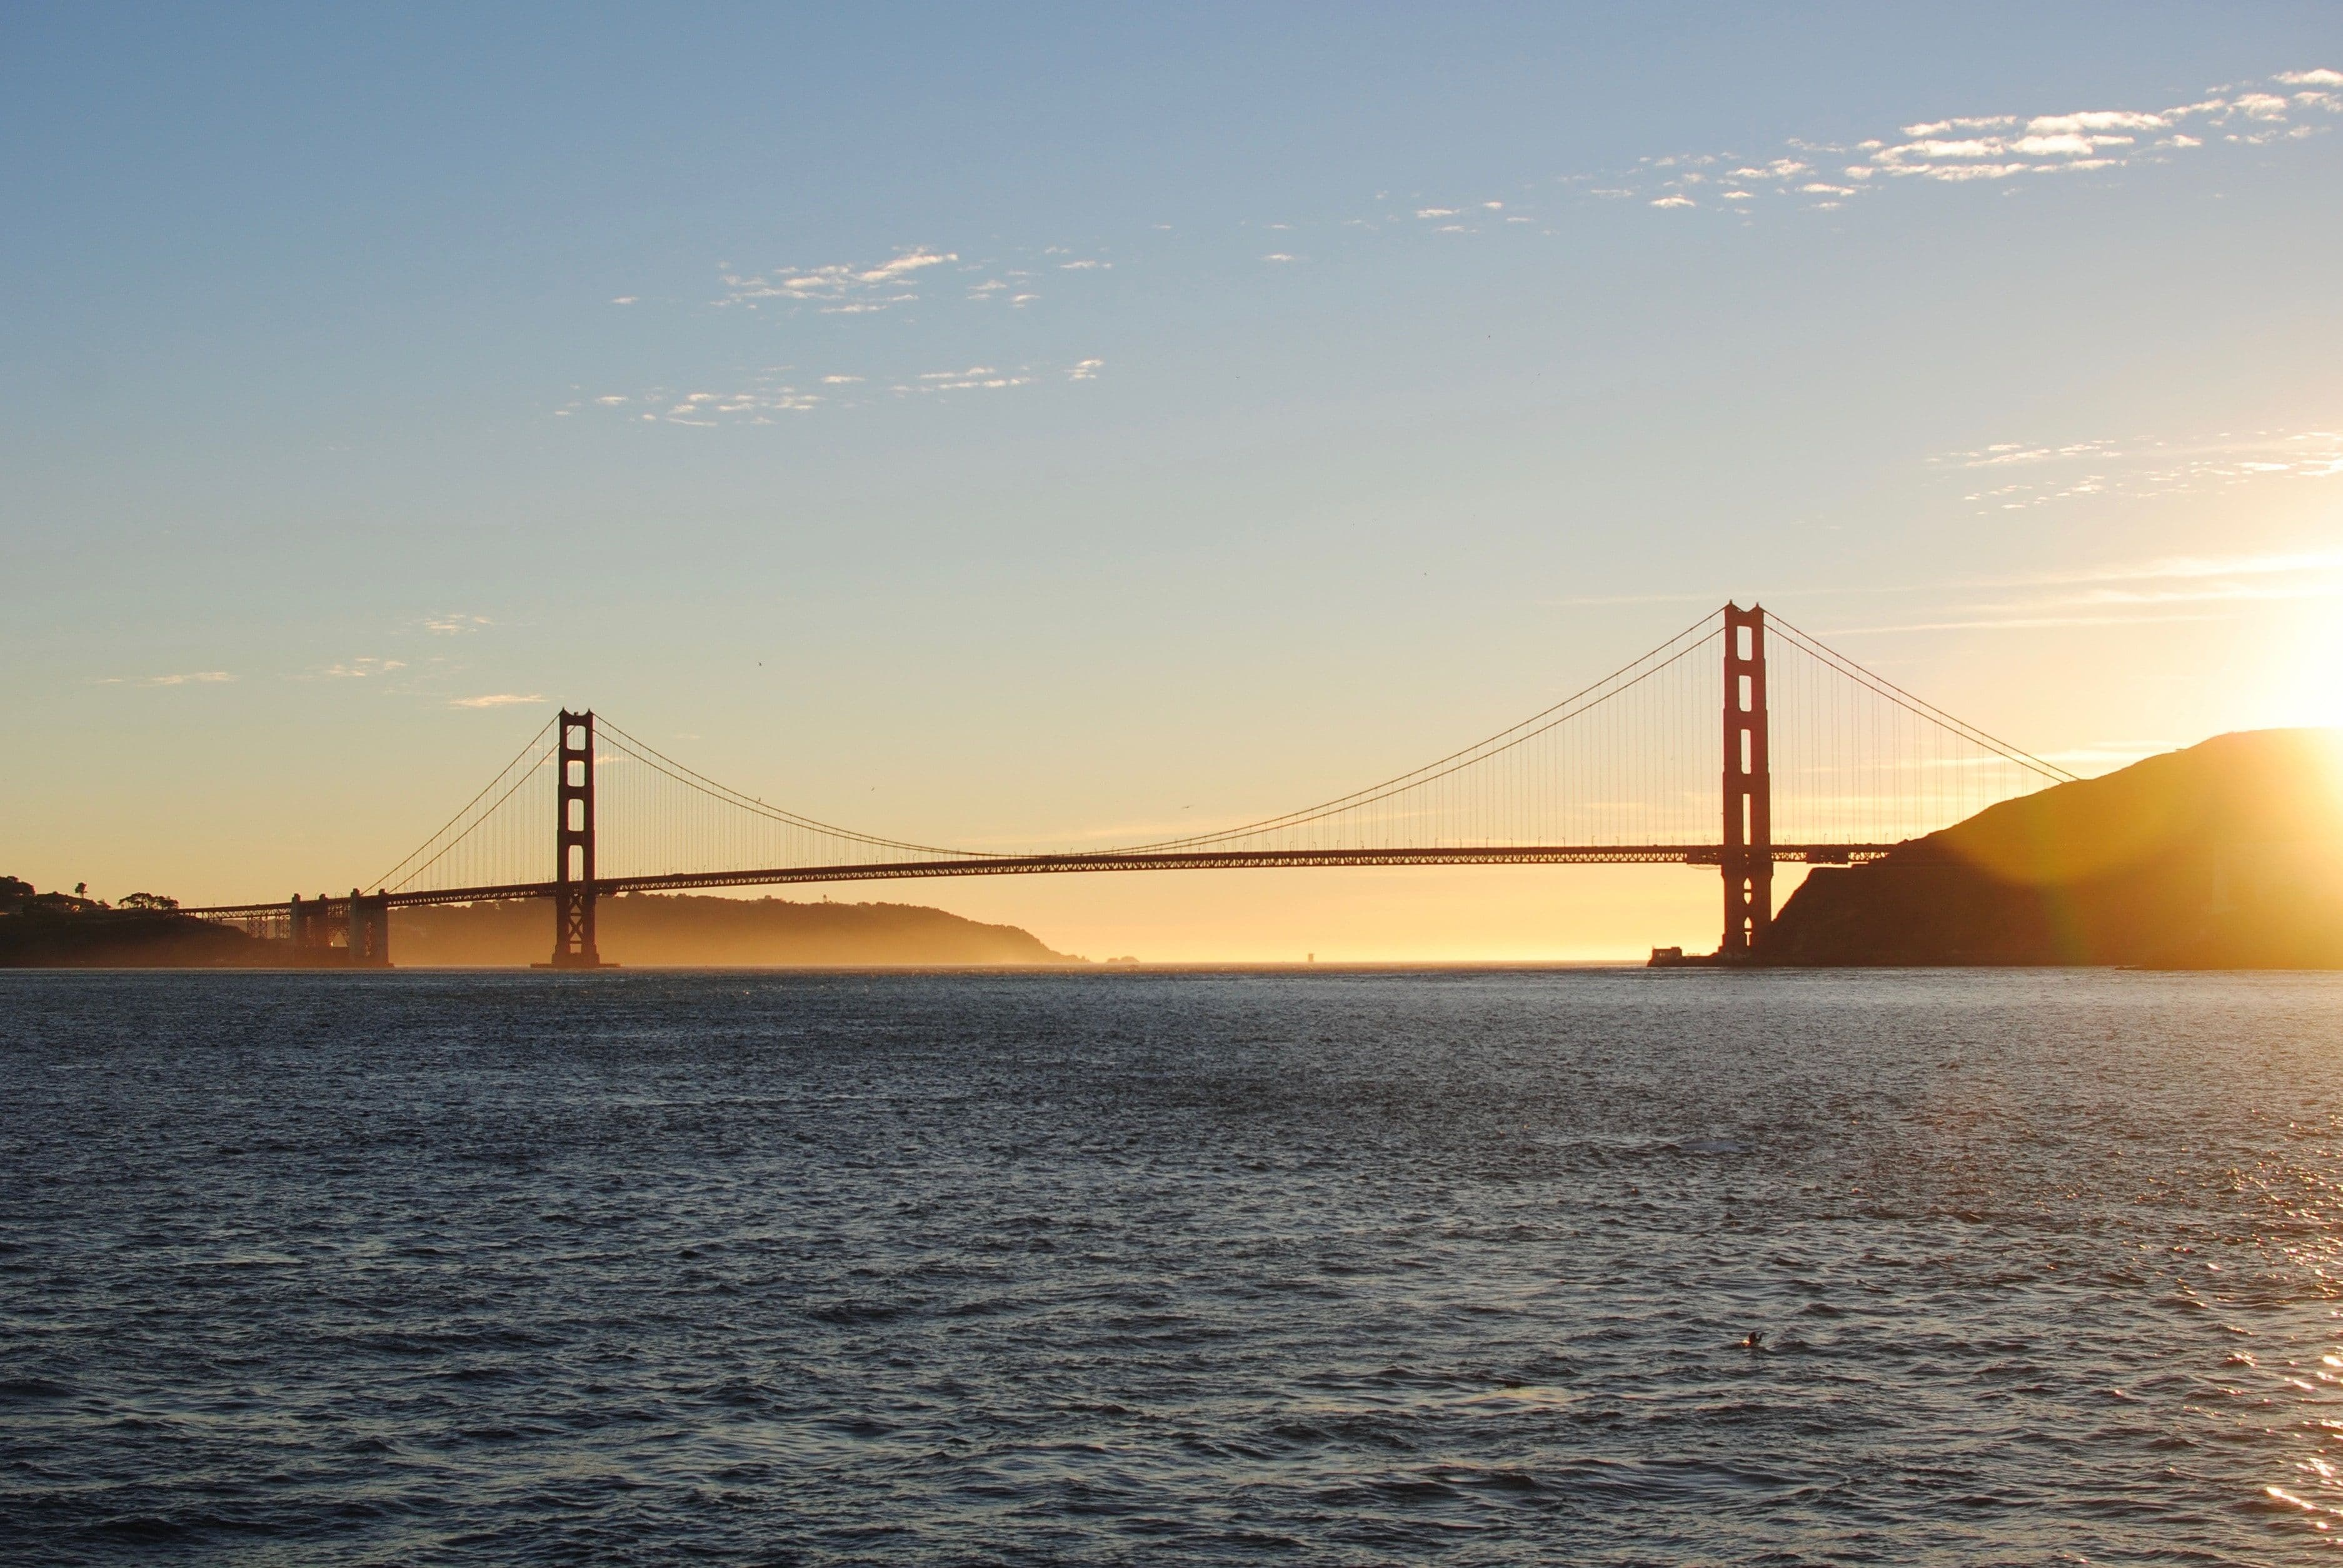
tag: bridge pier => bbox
[1720,604,1774,960]
[284,891,392,966]
[289,894,334,961]
[546,708,606,968]
[348,889,392,967]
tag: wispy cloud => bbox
[718,247,958,315]
[1820,612,2233,634]
[425,614,493,634]
[563,374,825,423]
[321,657,406,678]
[1556,544,2343,643]
[573,358,1104,421]
[860,251,956,283]
[897,366,1033,394]
[713,241,1115,323]
[1550,589,1746,607]
[2004,546,2343,586]
[2056,583,2339,607]
[96,670,236,687]
[1934,439,2124,469]
[1827,543,2343,634]
[1930,429,2343,512]
[1615,69,2339,212]
[450,693,545,709]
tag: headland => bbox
[1759,728,2343,967]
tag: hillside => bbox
[393,892,1080,967]
[0,884,270,967]
[1762,727,2343,967]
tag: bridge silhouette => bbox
[184,605,2076,966]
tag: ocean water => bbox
[4,968,2342,1565]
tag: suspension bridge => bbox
[182,605,2078,966]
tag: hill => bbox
[0,880,270,967]
[393,892,1080,967]
[1762,728,2343,967]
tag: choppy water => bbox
[5,969,2343,1564]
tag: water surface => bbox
[4,968,2341,1563]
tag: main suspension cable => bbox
[595,717,995,859]
[373,717,558,891]
[1766,614,2077,783]
[1105,608,1725,852]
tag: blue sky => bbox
[6,4,2340,955]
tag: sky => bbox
[4,2,2341,960]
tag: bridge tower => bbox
[1720,604,1773,959]
[548,709,603,968]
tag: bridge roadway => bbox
[181,843,1895,918]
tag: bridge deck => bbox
[181,844,1895,917]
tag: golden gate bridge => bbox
[182,605,2077,966]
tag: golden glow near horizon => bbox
[3,16,2341,958]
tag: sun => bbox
[2268,610,2343,731]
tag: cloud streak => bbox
[96,671,235,687]
[1829,542,2343,635]
[1930,429,2343,512]
[2003,546,2343,586]
[706,242,1117,322]
[1820,612,2233,634]
[899,366,1031,393]
[1617,70,2339,212]
[572,359,1105,421]
[717,248,959,315]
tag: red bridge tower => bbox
[548,709,604,968]
[1720,604,1772,959]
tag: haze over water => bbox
[6,969,2342,1562]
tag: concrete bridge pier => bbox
[348,890,391,967]
[289,894,333,959]
[284,891,391,966]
